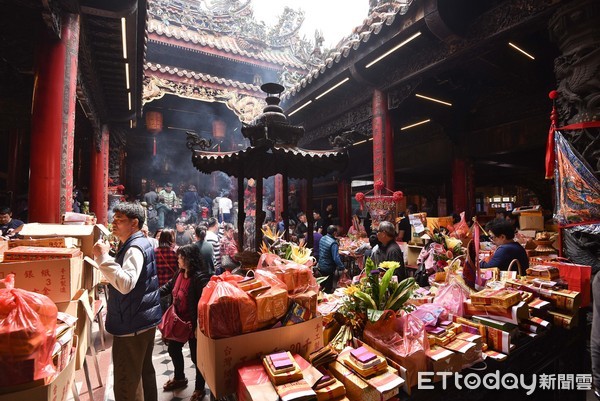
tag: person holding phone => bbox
[93,202,161,401]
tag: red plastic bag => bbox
[362,310,428,388]
[257,254,319,295]
[198,273,257,338]
[433,278,471,317]
[0,274,57,386]
[542,258,591,307]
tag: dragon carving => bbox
[186,131,212,151]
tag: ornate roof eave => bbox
[190,145,348,179]
[148,20,308,71]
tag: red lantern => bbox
[213,120,226,139]
[374,180,385,191]
[393,191,404,202]
[146,111,163,156]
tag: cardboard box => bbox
[0,256,84,303]
[19,223,109,259]
[406,245,423,267]
[425,346,462,382]
[196,316,323,398]
[519,215,544,231]
[0,345,76,401]
[18,224,109,289]
[7,237,79,249]
[56,289,94,370]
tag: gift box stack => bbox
[328,346,404,401]
[237,349,348,401]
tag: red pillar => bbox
[29,14,80,223]
[451,158,475,218]
[337,179,351,232]
[372,90,394,189]
[274,174,284,222]
[90,126,110,225]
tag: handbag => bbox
[158,304,193,343]
[414,263,430,287]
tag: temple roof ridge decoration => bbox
[148,0,324,75]
[282,0,414,100]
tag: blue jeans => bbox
[155,204,170,229]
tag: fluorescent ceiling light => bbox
[128,92,132,110]
[315,78,350,100]
[353,139,367,146]
[400,119,430,131]
[508,42,535,60]
[121,18,128,59]
[125,63,130,90]
[129,120,133,129]
[415,93,452,106]
[288,100,312,116]
[366,31,421,68]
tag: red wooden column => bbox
[337,179,351,232]
[29,14,80,223]
[372,89,394,189]
[451,158,475,218]
[90,126,110,225]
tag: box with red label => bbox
[2,246,82,262]
[0,256,84,303]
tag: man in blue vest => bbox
[93,202,161,401]
[318,225,346,293]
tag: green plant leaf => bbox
[367,308,384,323]
[365,257,375,275]
[316,276,329,285]
[353,290,377,310]
[378,265,397,309]
[384,277,417,311]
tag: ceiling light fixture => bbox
[121,17,128,59]
[125,63,130,90]
[508,42,535,60]
[366,31,421,68]
[400,119,430,131]
[415,93,452,106]
[128,92,132,110]
[288,100,312,116]
[129,120,133,129]
[315,78,350,100]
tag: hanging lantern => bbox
[212,120,226,139]
[146,111,163,156]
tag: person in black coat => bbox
[159,244,211,401]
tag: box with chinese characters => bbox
[0,255,84,303]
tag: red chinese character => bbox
[224,346,232,356]
[24,270,34,278]
[42,287,51,295]
[41,269,51,277]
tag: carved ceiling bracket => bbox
[41,0,62,39]
[76,73,103,151]
[301,102,372,146]
[388,78,422,110]
[143,75,265,123]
